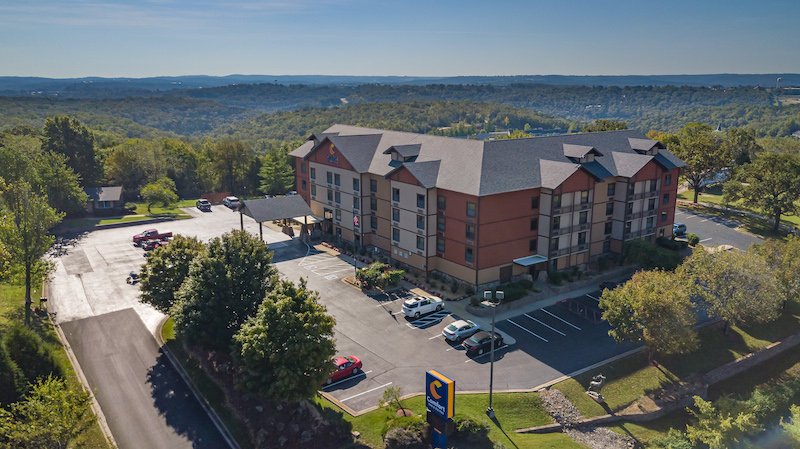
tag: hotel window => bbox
[353,178,360,191]
[662,193,670,205]
[327,171,333,184]
[392,188,400,202]
[606,201,614,216]
[550,237,559,251]
[466,224,475,240]
[392,208,400,222]
[646,217,655,230]
[437,216,445,232]
[553,194,561,209]
[580,190,589,204]
[579,211,588,225]
[310,167,315,179]
[370,215,377,229]
[335,209,341,221]
[627,183,635,195]
[552,216,561,231]
[370,197,377,211]
[437,195,446,210]
[649,179,658,192]
[300,162,306,174]
[531,196,540,209]
[664,174,672,186]
[578,232,587,245]
[416,236,425,251]
[466,201,476,217]
[311,184,316,196]
[607,182,616,197]
[661,211,668,223]
[327,189,333,202]
[392,227,400,242]
[334,191,341,203]
[416,215,425,230]
[603,240,611,253]
[437,238,445,254]
[465,247,474,264]
[417,194,425,209]
[334,173,341,186]
[626,202,633,215]
[648,198,656,211]
[625,221,632,234]
[301,180,307,191]
[529,239,537,252]
[604,221,613,235]
[370,179,377,193]
[530,218,538,231]
[353,196,360,210]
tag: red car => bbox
[142,240,163,251]
[326,355,362,385]
[132,229,173,245]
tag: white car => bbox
[442,319,480,341]
[222,196,240,209]
[401,295,444,319]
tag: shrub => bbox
[465,285,475,295]
[3,325,61,383]
[0,342,25,405]
[356,262,405,290]
[548,271,564,285]
[657,236,689,251]
[652,428,693,449]
[517,279,534,290]
[598,255,616,271]
[625,239,682,270]
[383,426,428,449]
[687,233,701,246]
[469,296,481,307]
[454,416,490,436]
[124,202,137,213]
[450,279,459,293]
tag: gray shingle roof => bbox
[293,126,684,196]
[84,186,123,202]
[240,196,313,223]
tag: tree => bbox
[583,119,628,132]
[42,116,102,186]
[139,235,206,313]
[752,236,800,308]
[380,385,408,414]
[723,127,762,166]
[208,140,256,195]
[0,182,62,325]
[258,145,295,196]
[103,139,167,194]
[0,342,25,405]
[3,325,61,383]
[171,230,276,349]
[685,396,759,449]
[0,376,92,449]
[668,123,730,203]
[678,248,781,334]
[599,270,698,362]
[140,177,178,213]
[723,152,800,232]
[781,404,800,444]
[232,278,335,401]
[355,262,405,291]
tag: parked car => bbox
[222,196,240,209]
[142,240,164,251]
[196,199,212,211]
[132,229,173,245]
[442,319,480,342]
[673,223,687,236]
[326,355,362,385]
[401,295,444,319]
[463,331,504,356]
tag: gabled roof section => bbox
[84,186,123,202]
[241,196,313,223]
[612,152,653,177]
[386,160,441,189]
[653,151,685,170]
[539,160,580,189]
[628,137,663,153]
[383,144,421,159]
[581,160,615,180]
[289,140,315,158]
[563,143,602,159]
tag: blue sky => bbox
[1,0,798,77]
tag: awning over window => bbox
[292,215,322,224]
[513,255,548,267]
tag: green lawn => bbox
[678,186,800,233]
[0,283,112,448]
[316,392,582,449]
[134,199,198,216]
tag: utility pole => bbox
[484,289,504,419]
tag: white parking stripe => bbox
[586,294,600,302]
[340,382,393,402]
[428,334,441,340]
[699,238,712,243]
[464,344,510,362]
[700,218,709,222]
[321,370,372,390]
[506,319,548,342]
[541,309,582,330]
[523,313,566,336]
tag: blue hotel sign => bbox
[426,370,455,419]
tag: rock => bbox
[276,404,283,411]
[300,430,313,443]
[352,431,361,439]
[255,405,263,413]
[277,436,288,447]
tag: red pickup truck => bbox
[132,229,173,245]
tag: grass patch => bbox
[160,317,253,449]
[0,283,111,448]
[134,199,197,216]
[316,392,583,449]
[679,187,800,235]
[608,409,692,446]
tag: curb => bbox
[155,317,242,449]
[45,281,118,448]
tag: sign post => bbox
[425,370,455,449]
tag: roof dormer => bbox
[383,144,421,163]
[628,138,664,156]
[563,143,603,163]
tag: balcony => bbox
[552,202,591,215]
[624,227,656,240]
[551,222,590,236]
[548,243,589,258]
[631,190,660,201]
[628,208,659,220]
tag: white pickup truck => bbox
[401,295,444,319]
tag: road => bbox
[674,207,762,250]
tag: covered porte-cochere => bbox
[238,196,318,240]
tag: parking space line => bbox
[541,309,582,330]
[586,294,600,302]
[428,334,441,340]
[464,344,510,362]
[700,238,712,243]
[523,313,566,336]
[506,319,548,342]
[321,370,373,390]
[405,310,449,329]
[700,218,710,222]
[391,311,404,316]
[446,345,463,351]
[340,382,393,402]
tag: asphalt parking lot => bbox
[675,207,762,250]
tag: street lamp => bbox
[484,289,504,419]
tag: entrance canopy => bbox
[240,196,313,223]
[513,255,548,267]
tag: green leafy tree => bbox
[753,236,800,308]
[140,177,178,213]
[3,325,61,383]
[0,182,63,325]
[668,123,730,203]
[723,151,800,232]
[208,139,256,194]
[600,270,698,362]
[678,248,781,334]
[42,116,102,186]
[723,127,762,166]
[139,235,206,313]
[0,376,92,449]
[172,230,276,349]
[380,385,408,414]
[781,404,800,444]
[103,139,166,194]
[0,342,25,405]
[356,262,405,290]
[583,119,628,132]
[685,396,759,449]
[233,278,335,401]
[258,145,295,196]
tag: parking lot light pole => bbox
[484,289,504,419]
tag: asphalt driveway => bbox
[675,207,762,250]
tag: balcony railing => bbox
[628,208,659,220]
[552,201,591,215]
[631,190,660,201]
[624,227,656,240]
[548,243,589,258]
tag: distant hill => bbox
[0,73,798,98]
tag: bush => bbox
[454,416,490,436]
[383,426,428,449]
[469,296,481,307]
[356,262,405,290]
[382,414,428,444]
[124,202,137,213]
[625,239,682,270]
[450,279,459,293]
[0,341,25,405]
[657,236,688,251]
[3,325,61,383]
[652,428,693,449]
[598,255,617,271]
[465,285,475,295]
[517,279,534,290]
[548,271,564,285]
[687,233,701,246]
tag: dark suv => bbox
[196,199,212,212]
